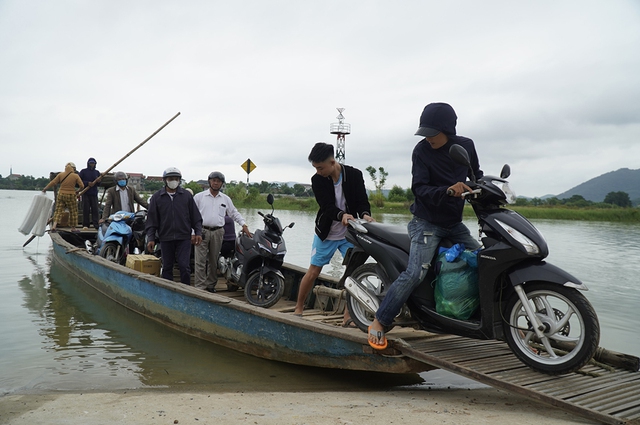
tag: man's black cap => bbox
[415,102,457,137]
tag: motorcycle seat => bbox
[363,222,411,253]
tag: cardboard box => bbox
[125,254,161,276]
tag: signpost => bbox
[240,158,256,194]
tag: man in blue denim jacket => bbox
[368,103,483,349]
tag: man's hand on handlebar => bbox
[362,214,375,223]
[342,213,375,226]
[446,182,474,198]
[341,213,355,226]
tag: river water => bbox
[1,189,639,395]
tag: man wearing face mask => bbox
[100,171,149,223]
[145,167,203,285]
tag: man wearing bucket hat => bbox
[42,162,84,232]
[367,102,484,350]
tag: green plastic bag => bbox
[434,249,479,320]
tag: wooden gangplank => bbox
[181,273,640,424]
[393,335,640,425]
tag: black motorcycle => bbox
[220,194,294,308]
[343,144,600,375]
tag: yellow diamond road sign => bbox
[241,159,256,174]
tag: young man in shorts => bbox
[293,142,374,322]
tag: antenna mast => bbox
[330,108,350,164]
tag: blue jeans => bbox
[375,217,480,327]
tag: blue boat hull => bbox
[50,233,426,373]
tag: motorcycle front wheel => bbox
[218,257,239,292]
[100,241,124,264]
[244,271,284,308]
[503,282,600,375]
[346,263,394,333]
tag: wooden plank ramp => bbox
[198,276,640,424]
[394,334,640,425]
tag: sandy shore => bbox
[1,388,598,425]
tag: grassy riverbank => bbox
[233,196,640,223]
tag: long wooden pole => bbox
[24,112,181,248]
[78,112,181,196]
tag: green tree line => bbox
[2,173,636,210]
[0,175,50,190]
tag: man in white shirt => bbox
[193,172,251,292]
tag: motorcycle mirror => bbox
[266,194,274,205]
[288,222,295,229]
[449,144,470,166]
[449,144,476,183]
[500,164,511,179]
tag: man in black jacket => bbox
[79,158,101,229]
[367,102,483,350]
[294,143,374,319]
[146,167,203,285]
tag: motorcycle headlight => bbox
[495,219,540,255]
[491,180,517,204]
[257,243,272,254]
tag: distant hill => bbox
[556,168,640,203]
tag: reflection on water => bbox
[5,255,423,394]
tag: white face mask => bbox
[166,180,180,190]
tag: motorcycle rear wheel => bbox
[503,282,600,375]
[100,241,124,264]
[244,271,284,308]
[346,264,394,333]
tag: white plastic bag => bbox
[18,193,53,236]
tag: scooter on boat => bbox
[90,210,147,264]
[219,194,294,308]
[343,144,600,375]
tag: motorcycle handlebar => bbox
[447,188,482,198]
[347,219,368,233]
[461,188,482,198]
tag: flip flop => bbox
[293,313,303,317]
[368,325,388,350]
[342,318,357,328]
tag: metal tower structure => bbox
[330,108,350,164]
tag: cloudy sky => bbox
[1,1,639,198]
